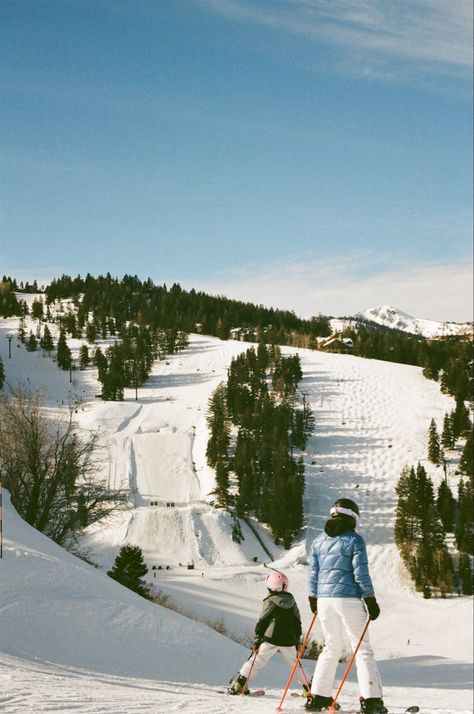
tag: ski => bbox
[220,688,265,697]
[329,707,418,714]
[287,705,418,713]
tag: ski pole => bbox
[276,611,317,712]
[241,647,259,697]
[298,659,311,689]
[329,619,370,713]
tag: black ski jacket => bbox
[254,591,302,647]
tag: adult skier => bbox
[306,498,386,713]
[228,571,310,696]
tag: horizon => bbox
[7,271,473,327]
[1,0,473,322]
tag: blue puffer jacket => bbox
[308,529,374,598]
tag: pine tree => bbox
[79,345,89,370]
[441,412,455,450]
[107,544,149,597]
[458,552,473,595]
[18,316,26,343]
[452,398,471,440]
[40,324,54,352]
[458,432,473,478]
[394,465,420,545]
[93,347,107,383]
[86,321,97,344]
[428,419,441,465]
[26,331,38,352]
[455,479,473,555]
[436,481,456,531]
[395,463,451,594]
[206,383,230,468]
[101,346,125,400]
[56,330,72,370]
[234,429,258,514]
[435,548,455,596]
[31,297,44,320]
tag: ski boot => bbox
[359,697,388,714]
[227,674,249,696]
[305,694,340,711]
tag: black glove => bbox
[252,637,262,652]
[364,596,380,621]
[308,595,318,614]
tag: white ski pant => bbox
[311,598,382,699]
[240,641,307,685]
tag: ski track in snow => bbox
[0,321,472,713]
[0,654,471,713]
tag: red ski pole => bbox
[276,611,317,712]
[329,619,370,713]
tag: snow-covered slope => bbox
[360,305,473,338]
[0,310,472,712]
[0,491,246,683]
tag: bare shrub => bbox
[0,385,126,545]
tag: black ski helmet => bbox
[330,498,359,523]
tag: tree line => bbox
[3,274,471,403]
[206,344,314,547]
[44,273,332,342]
[427,406,472,476]
[395,462,473,598]
[12,283,189,401]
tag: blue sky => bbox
[1,0,472,321]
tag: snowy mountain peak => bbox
[360,306,473,339]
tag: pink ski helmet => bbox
[266,570,289,592]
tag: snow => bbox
[0,307,472,712]
[361,305,473,339]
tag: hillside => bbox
[360,306,473,339]
[0,306,472,712]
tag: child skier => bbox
[228,570,310,696]
[306,498,386,714]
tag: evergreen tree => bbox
[458,552,473,595]
[234,428,258,515]
[56,330,72,370]
[86,321,97,344]
[441,412,455,450]
[455,479,473,555]
[428,419,441,465]
[107,544,149,597]
[79,345,90,370]
[452,398,471,440]
[18,316,26,343]
[26,331,38,352]
[31,297,44,320]
[206,383,230,468]
[394,465,419,545]
[101,346,125,400]
[436,481,456,531]
[0,355,4,390]
[94,351,107,388]
[459,432,473,478]
[0,279,21,317]
[395,463,451,594]
[40,324,54,352]
[433,547,455,597]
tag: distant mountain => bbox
[358,305,473,339]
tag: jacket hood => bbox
[324,515,356,537]
[266,591,295,609]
